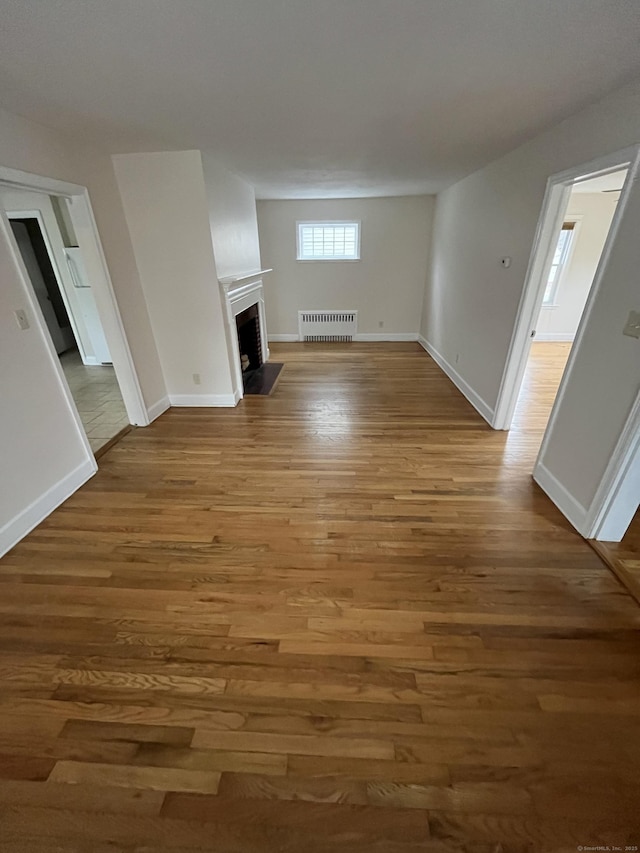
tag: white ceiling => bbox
[1,0,640,198]
[572,169,628,193]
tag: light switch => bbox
[623,310,640,339]
[14,309,30,330]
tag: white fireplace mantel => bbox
[218,269,272,401]
[219,268,273,289]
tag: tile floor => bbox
[59,348,129,454]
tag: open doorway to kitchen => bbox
[3,188,130,455]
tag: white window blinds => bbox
[296,222,360,260]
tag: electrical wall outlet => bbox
[378,320,384,328]
[623,310,640,339]
[192,373,201,385]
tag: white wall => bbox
[0,107,166,557]
[420,76,640,524]
[536,192,618,341]
[201,153,262,279]
[257,196,434,339]
[113,150,236,405]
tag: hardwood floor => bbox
[591,508,640,605]
[511,341,571,436]
[1,341,639,852]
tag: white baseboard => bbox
[169,393,238,407]
[417,335,494,426]
[533,461,587,535]
[269,334,298,342]
[354,333,419,342]
[147,395,170,422]
[534,333,575,342]
[0,458,96,558]
[82,356,100,366]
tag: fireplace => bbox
[235,303,263,386]
[218,270,272,401]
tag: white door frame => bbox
[493,145,639,431]
[492,144,640,541]
[0,165,149,428]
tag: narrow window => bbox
[543,222,576,305]
[296,221,361,261]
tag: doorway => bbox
[493,144,640,543]
[0,173,147,458]
[0,165,148,429]
[4,196,131,456]
[509,168,627,447]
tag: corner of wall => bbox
[0,457,96,559]
[532,461,588,535]
[147,396,171,422]
[417,335,495,426]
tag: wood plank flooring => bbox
[1,341,639,852]
[591,508,640,605]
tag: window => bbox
[543,221,576,305]
[296,221,360,261]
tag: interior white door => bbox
[65,247,112,364]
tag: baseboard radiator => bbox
[298,310,358,342]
